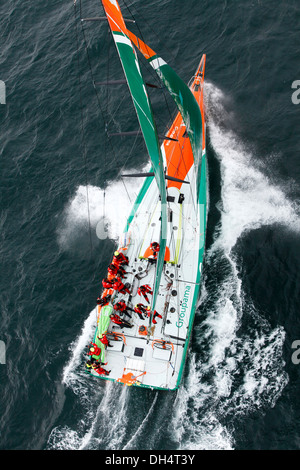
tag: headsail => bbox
[101,0,167,312]
[127,30,203,197]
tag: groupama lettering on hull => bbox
[176,285,191,328]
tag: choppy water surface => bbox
[1,0,300,450]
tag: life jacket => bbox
[113,278,125,291]
[113,252,128,265]
[97,295,110,306]
[114,301,127,312]
[92,364,109,375]
[134,303,147,314]
[110,314,122,325]
[88,343,101,356]
[98,335,109,346]
[108,263,118,275]
[102,278,114,289]
[150,242,160,253]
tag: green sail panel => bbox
[97,305,112,337]
[91,305,114,364]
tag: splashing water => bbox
[205,81,300,254]
[56,175,145,251]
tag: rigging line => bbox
[161,108,195,193]
[73,0,93,257]
[140,43,197,215]
[163,132,198,217]
[122,0,195,198]
[161,109,198,216]
[102,9,151,180]
[110,121,143,204]
[103,24,112,221]
[106,93,127,128]
[79,0,121,186]
[122,0,178,68]
[79,2,144,205]
[122,1,165,91]
[121,176,132,204]
[116,130,148,207]
[136,198,159,259]
[121,5,199,280]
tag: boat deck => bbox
[88,256,191,390]
[83,35,207,389]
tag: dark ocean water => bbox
[1,0,300,451]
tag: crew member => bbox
[145,307,162,324]
[134,303,147,321]
[86,359,94,370]
[137,284,153,303]
[107,272,116,282]
[97,294,111,306]
[102,278,114,289]
[110,313,133,329]
[88,342,101,356]
[108,263,127,278]
[97,334,112,348]
[150,242,160,259]
[86,358,107,369]
[92,362,111,376]
[112,251,129,266]
[113,300,134,318]
[113,277,131,295]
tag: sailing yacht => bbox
[85,0,207,390]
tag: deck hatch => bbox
[134,347,144,357]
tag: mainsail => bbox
[101,0,167,312]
